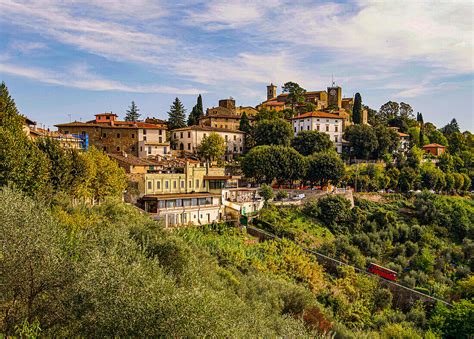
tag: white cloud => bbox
[0,0,172,64]
[0,62,204,94]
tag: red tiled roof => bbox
[291,111,346,119]
[55,120,167,129]
[422,143,446,148]
[398,132,409,137]
[172,125,245,133]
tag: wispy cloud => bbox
[0,62,204,94]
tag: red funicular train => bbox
[367,263,397,281]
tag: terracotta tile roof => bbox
[291,111,346,120]
[200,113,256,120]
[172,125,245,133]
[55,121,166,129]
[398,132,409,137]
[422,143,446,148]
[141,192,220,200]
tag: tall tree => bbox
[187,94,204,126]
[239,112,251,133]
[352,93,362,124]
[400,102,414,119]
[125,101,140,122]
[373,125,399,159]
[252,119,293,147]
[167,98,187,130]
[379,101,400,122]
[291,130,333,156]
[344,124,378,160]
[282,82,306,115]
[0,82,51,197]
[441,118,460,136]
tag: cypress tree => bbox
[187,94,204,126]
[168,98,187,130]
[352,93,362,124]
[239,112,251,133]
[125,101,140,122]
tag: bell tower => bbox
[267,83,277,100]
[327,83,342,109]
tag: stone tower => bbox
[267,83,277,100]
[327,85,342,109]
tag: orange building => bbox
[422,143,446,156]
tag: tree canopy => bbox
[291,130,333,156]
[352,93,362,124]
[253,119,293,147]
[187,94,204,126]
[197,132,226,162]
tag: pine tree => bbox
[352,93,362,124]
[239,112,251,133]
[125,101,140,122]
[187,94,204,126]
[168,97,187,130]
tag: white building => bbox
[172,126,245,161]
[291,111,345,153]
[137,128,169,158]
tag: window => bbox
[102,133,107,138]
[300,126,303,131]
[147,181,152,190]
[159,130,163,135]
[173,180,177,189]
[202,180,206,188]
[180,132,183,138]
[143,136,147,141]
[117,133,120,138]
[159,137,162,143]
[225,135,228,141]
[188,143,191,150]
[116,146,120,151]
[189,180,192,187]
[131,133,135,138]
[165,181,169,189]
[307,126,310,130]
[174,133,177,138]
[103,146,107,151]
[335,136,338,142]
[326,125,329,132]
[317,125,320,131]
[164,147,167,154]
[188,132,191,138]
[181,180,184,188]
[233,135,236,141]
[106,116,110,120]
[317,119,320,121]
[143,129,147,135]
[294,127,297,133]
[335,125,338,132]
[195,179,199,188]
[326,119,329,122]
[157,181,161,189]
[148,146,152,155]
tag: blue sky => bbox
[0,0,473,131]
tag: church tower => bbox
[267,83,277,100]
[327,85,342,109]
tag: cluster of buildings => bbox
[22,82,421,226]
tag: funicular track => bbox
[245,224,452,309]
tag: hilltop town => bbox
[19,81,471,227]
[1,81,473,337]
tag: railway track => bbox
[245,224,452,308]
